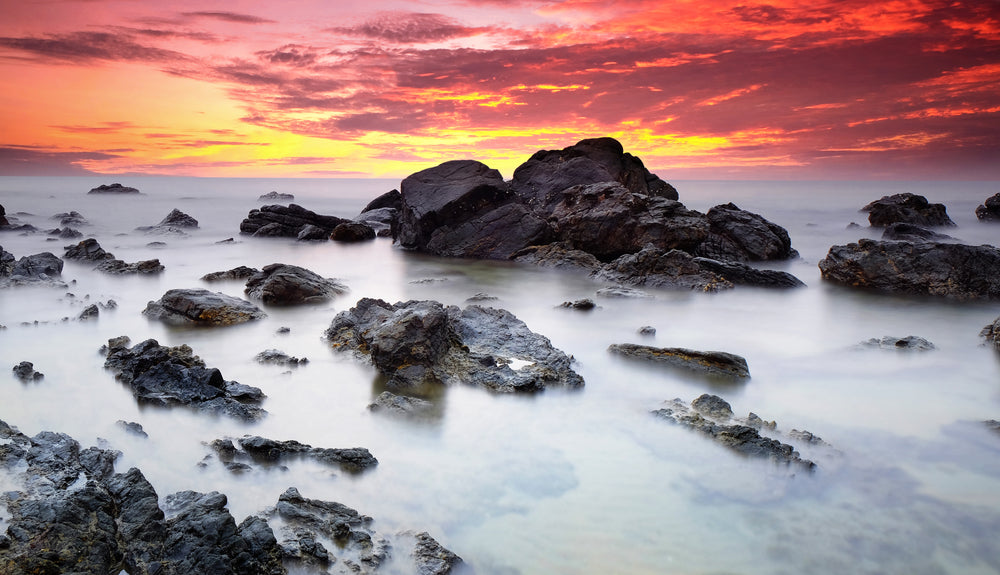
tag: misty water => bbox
[2,176,1000,574]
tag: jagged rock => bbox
[88,183,140,194]
[511,242,603,272]
[48,227,83,239]
[609,343,750,378]
[331,222,377,242]
[220,436,377,473]
[1,244,13,275]
[116,420,148,438]
[980,316,1000,348]
[691,257,805,288]
[254,349,308,366]
[51,210,87,226]
[693,202,799,263]
[638,325,656,336]
[137,208,199,234]
[0,203,7,227]
[64,238,113,261]
[652,395,816,470]
[976,193,1000,221]
[258,191,294,201]
[78,303,99,320]
[862,193,955,227]
[818,239,1000,300]
[1,252,66,288]
[295,224,331,241]
[102,336,266,421]
[12,361,43,381]
[858,335,936,350]
[244,264,348,305]
[202,265,260,282]
[560,298,596,310]
[326,298,584,393]
[411,531,464,575]
[592,246,733,292]
[367,391,434,416]
[240,204,349,238]
[64,238,163,275]
[881,222,956,242]
[143,288,266,325]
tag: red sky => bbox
[1,0,998,179]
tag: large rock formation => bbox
[0,251,66,288]
[861,193,955,227]
[244,264,348,305]
[976,193,1000,221]
[818,239,1000,300]
[143,288,266,325]
[325,298,584,393]
[88,183,140,194]
[239,204,349,239]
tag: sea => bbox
[1,176,999,574]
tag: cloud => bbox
[0,146,118,175]
[329,12,493,43]
[0,31,189,64]
[179,11,276,25]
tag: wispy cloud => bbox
[179,11,276,25]
[0,31,189,64]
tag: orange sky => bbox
[1,0,998,179]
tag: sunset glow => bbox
[1,0,997,179]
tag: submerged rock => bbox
[818,239,1000,300]
[254,349,308,366]
[143,288,266,326]
[210,436,377,473]
[202,265,260,282]
[511,242,602,272]
[858,335,936,351]
[691,257,805,289]
[608,343,751,378]
[862,193,955,227]
[976,193,1000,221]
[63,237,112,261]
[51,210,88,226]
[137,208,199,234]
[326,298,584,393]
[12,361,44,381]
[367,391,434,416]
[258,191,295,201]
[0,251,66,288]
[63,238,163,275]
[244,263,348,305]
[560,298,596,310]
[240,203,349,238]
[102,336,266,421]
[88,182,139,194]
[881,222,955,242]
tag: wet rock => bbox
[254,349,308,366]
[88,182,140,194]
[980,316,1000,348]
[411,531,464,575]
[652,395,816,470]
[560,298,596,310]
[102,336,266,421]
[64,238,164,275]
[609,343,750,378]
[692,202,799,262]
[511,242,603,272]
[12,361,43,381]
[244,263,348,305]
[78,303,99,320]
[240,203,349,238]
[218,436,378,473]
[295,224,331,241]
[116,420,148,438]
[354,207,397,237]
[326,298,584,393]
[258,191,294,201]
[881,222,956,242]
[202,265,260,282]
[51,210,87,226]
[331,221,377,242]
[858,335,936,351]
[143,288,266,325]
[976,193,1000,221]
[48,226,83,239]
[818,239,1000,300]
[595,286,652,298]
[862,193,955,227]
[362,189,402,213]
[63,237,113,261]
[692,257,805,288]
[367,391,434,416]
[137,208,199,234]
[592,246,733,292]
[638,325,656,336]
[95,257,164,275]
[1,252,66,288]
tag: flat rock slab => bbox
[245,263,348,305]
[143,288,266,326]
[210,435,377,473]
[608,343,750,378]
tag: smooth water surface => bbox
[1,177,1000,574]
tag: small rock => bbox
[143,288,266,326]
[330,222,376,242]
[858,335,936,351]
[12,361,43,381]
[367,391,434,416]
[115,420,148,438]
[976,193,1000,221]
[638,326,656,336]
[608,343,750,378]
[244,264,348,305]
[78,304,100,320]
[201,265,259,282]
[559,298,596,310]
[88,183,140,194]
[254,349,308,366]
[258,191,295,201]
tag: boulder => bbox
[1,252,66,288]
[511,242,603,272]
[881,222,956,242]
[143,288,267,325]
[331,222,377,242]
[137,208,199,233]
[102,336,266,421]
[0,203,7,227]
[560,298,596,310]
[0,244,14,275]
[981,316,1000,348]
[862,193,955,227]
[12,361,43,381]
[87,182,139,194]
[202,265,260,282]
[592,246,733,292]
[325,298,584,393]
[652,395,816,470]
[240,203,349,238]
[412,531,464,575]
[353,207,397,237]
[608,343,751,378]
[64,238,164,275]
[244,264,348,305]
[48,227,82,239]
[78,303,100,320]
[691,257,805,289]
[258,191,294,201]
[976,193,1000,221]
[818,239,1000,300]
[361,189,402,213]
[64,237,113,261]
[295,224,330,241]
[694,203,799,262]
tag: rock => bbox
[78,303,99,320]
[862,193,955,227]
[511,242,603,272]
[695,203,799,262]
[560,298,596,310]
[881,222,956,242]
[980,316,1000,348]
[326,298,584,393]
[858,335,936,350]
[51,210,87,226]
[88,182,140,194]
[143,288,266,325]
[986,420,1000,435]
[691,257,805,288]
[638,325,656,336]
[412,531,463,575]
[64,238,163,275]
[362,189,402,213]
[202,265,260,282]
[353,207,397,237]
[230,435,377,473]
[258,191,294,201]
[976,193,1000,221]
[48,226,83,239]
[818,239,1000,300]
[592,246,733,292]
[64,238,113,261]
[609,343,750,378]
[652,395,816,470]
[116,420,148,438]
[331,221,377,242]
[367,391,434,416]
[12,361,43,381]
[138,208,199,233]
[1,244,14,275]
[244,264,348,305]
[0,203,7,227]
[295,224,330,241]
[240,203,349,238]
[595,286,652,298]
[1,252,66,288]
[102,336,267,421]
[254,349,308,366]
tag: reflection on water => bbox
[2,177,1000,574]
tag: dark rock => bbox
[232,436,377,473]
[295,224,330,241]
[64,238,113,261]
[240,203,349,238]
[980,316,1000,348]
[638,325,656,336]
[48,227,83,239]
[511,242,602,272]
[361,189,402,213]
[353,207,397,237]
[102,336,266,421]
[560,298,596,310]
[276,326,291,334]
[858,335,936,351]
[143,288,266,325]
[142,208,199,231]
[331,221,377,242]
[116,420,148,438]
[78,303,99,320]
[695,203,799,262]
[862,193,955,227]
[254,349,308,366]
[258,191,294,201]
[244,264,348,305]
[148,240,168,248]
[412,531,463,575]
[592,246,733,292]
[882,222,956,242]
[692,257,805,288]
[88,182,139,194]
[0,203,7,227]
[595,286,652,298]
[202,265,260,282]
[609,343,750,378]
[94,257,164,275]
[1,244,13,275]
[51,210,87,226]
[1,252,66,287]
[367,391,434,416]
[326,298,584,393]
[652,395,816,470]
[986,420,1000,435]
[12,361,43,381]
[976,193,1000,221]
[818,239,1000,300]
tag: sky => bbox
[0,0,998,180]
